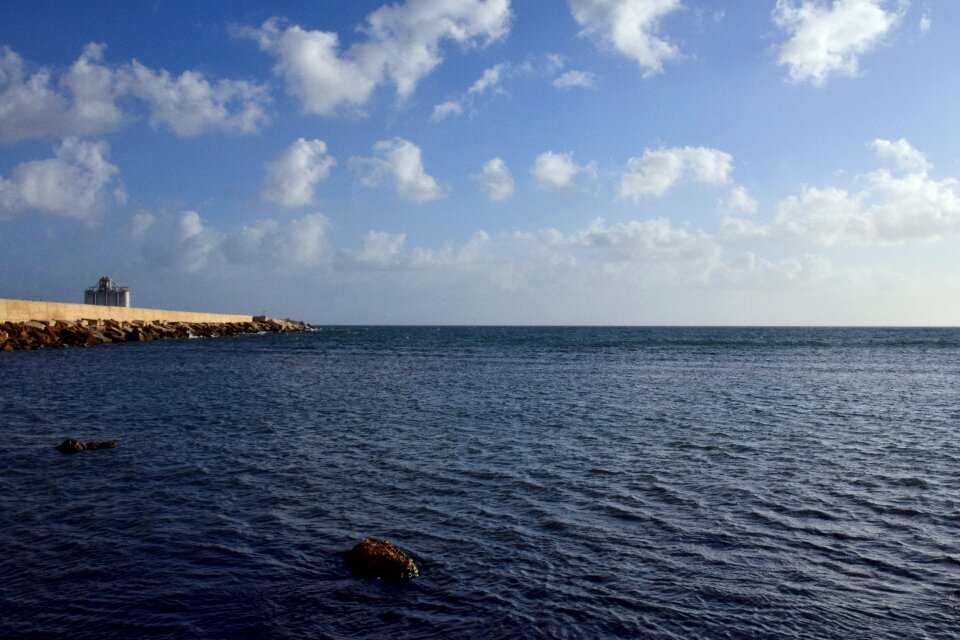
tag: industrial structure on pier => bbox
[84,276,130,307]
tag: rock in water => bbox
[85,440,117,449]
[55,439,85,453]
[55,439,117,453]
[346,538,419,579]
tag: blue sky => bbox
[1,0,959,324]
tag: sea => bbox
[1,327,959,639]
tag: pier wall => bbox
[0,298,253,324]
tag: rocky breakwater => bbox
[0,315,308,351]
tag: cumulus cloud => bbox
[719,214,771,243]
[349,138,446,202]
[618,146,733,200]
[773,0,906,85]
[566,217,721,265]
[431,100,464,121]
[151,210,331,272]
[871,137,931,173]
[476,157,514,201]
[774,186,872,245]
[342,230,408,268]
[409,230,492,269]
[261,138,337,208]
[272,213,331,266]
[468,63,508,97]
[721,185,759,214]
[569,0,682,76]
[239,0,512,116]
[0,138,119,222]
[328,203,923,324]
[0,44,269,143]
[156,210,221,272]
[431,62,511,122]
[532,151,593,192]
[346,216,731,293]
[118,61,269,136]
[725,138,960,246]
[552,70,596,89]
[0,44,123,142]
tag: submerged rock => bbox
[346,538,419,579]
[55,439,117,453]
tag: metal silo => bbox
[84,276,131,307]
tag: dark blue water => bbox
[2,327,959,639]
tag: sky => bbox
[1,0,959,325]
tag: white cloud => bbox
[119,61,269,136]
[0,44,270,143]
[128,211,156,238]
[431,100,464,121]
[410,230,492,269]
[774,185,872,245]
[552,70,596,89]
[273,213,331,266]
[349,137,446,202]
[261,138,337,208]
[0,138,119,222]
[871,137,930,173]
[919,12,931,33]
[476,157,514,201]
[741,139,960,246]
[864,169,960,242]
[721,185,759,214]
[431,62,511,122]
[618,146,733,200]
[152,210,330,272]
[145,210,221,272]
[468,63,508,96]
[773,0,906,85]
[240,0,512,116]
[719,215,771,243]
[343,230,408,267]
[0,44,123,143]
[569,0,682,77]
[321,197,950,324]
[532,151,593,192]
[568,217,721,264]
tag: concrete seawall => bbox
[0,298,253,324]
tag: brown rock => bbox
[56,439,86,453]
[56,439,117,453]
[84,331,111,346]
[346,538,419,579]
[84,440,117,449]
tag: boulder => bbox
[346,538,419,579]
[55,439,86,453]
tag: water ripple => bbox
[1,327,960,639]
